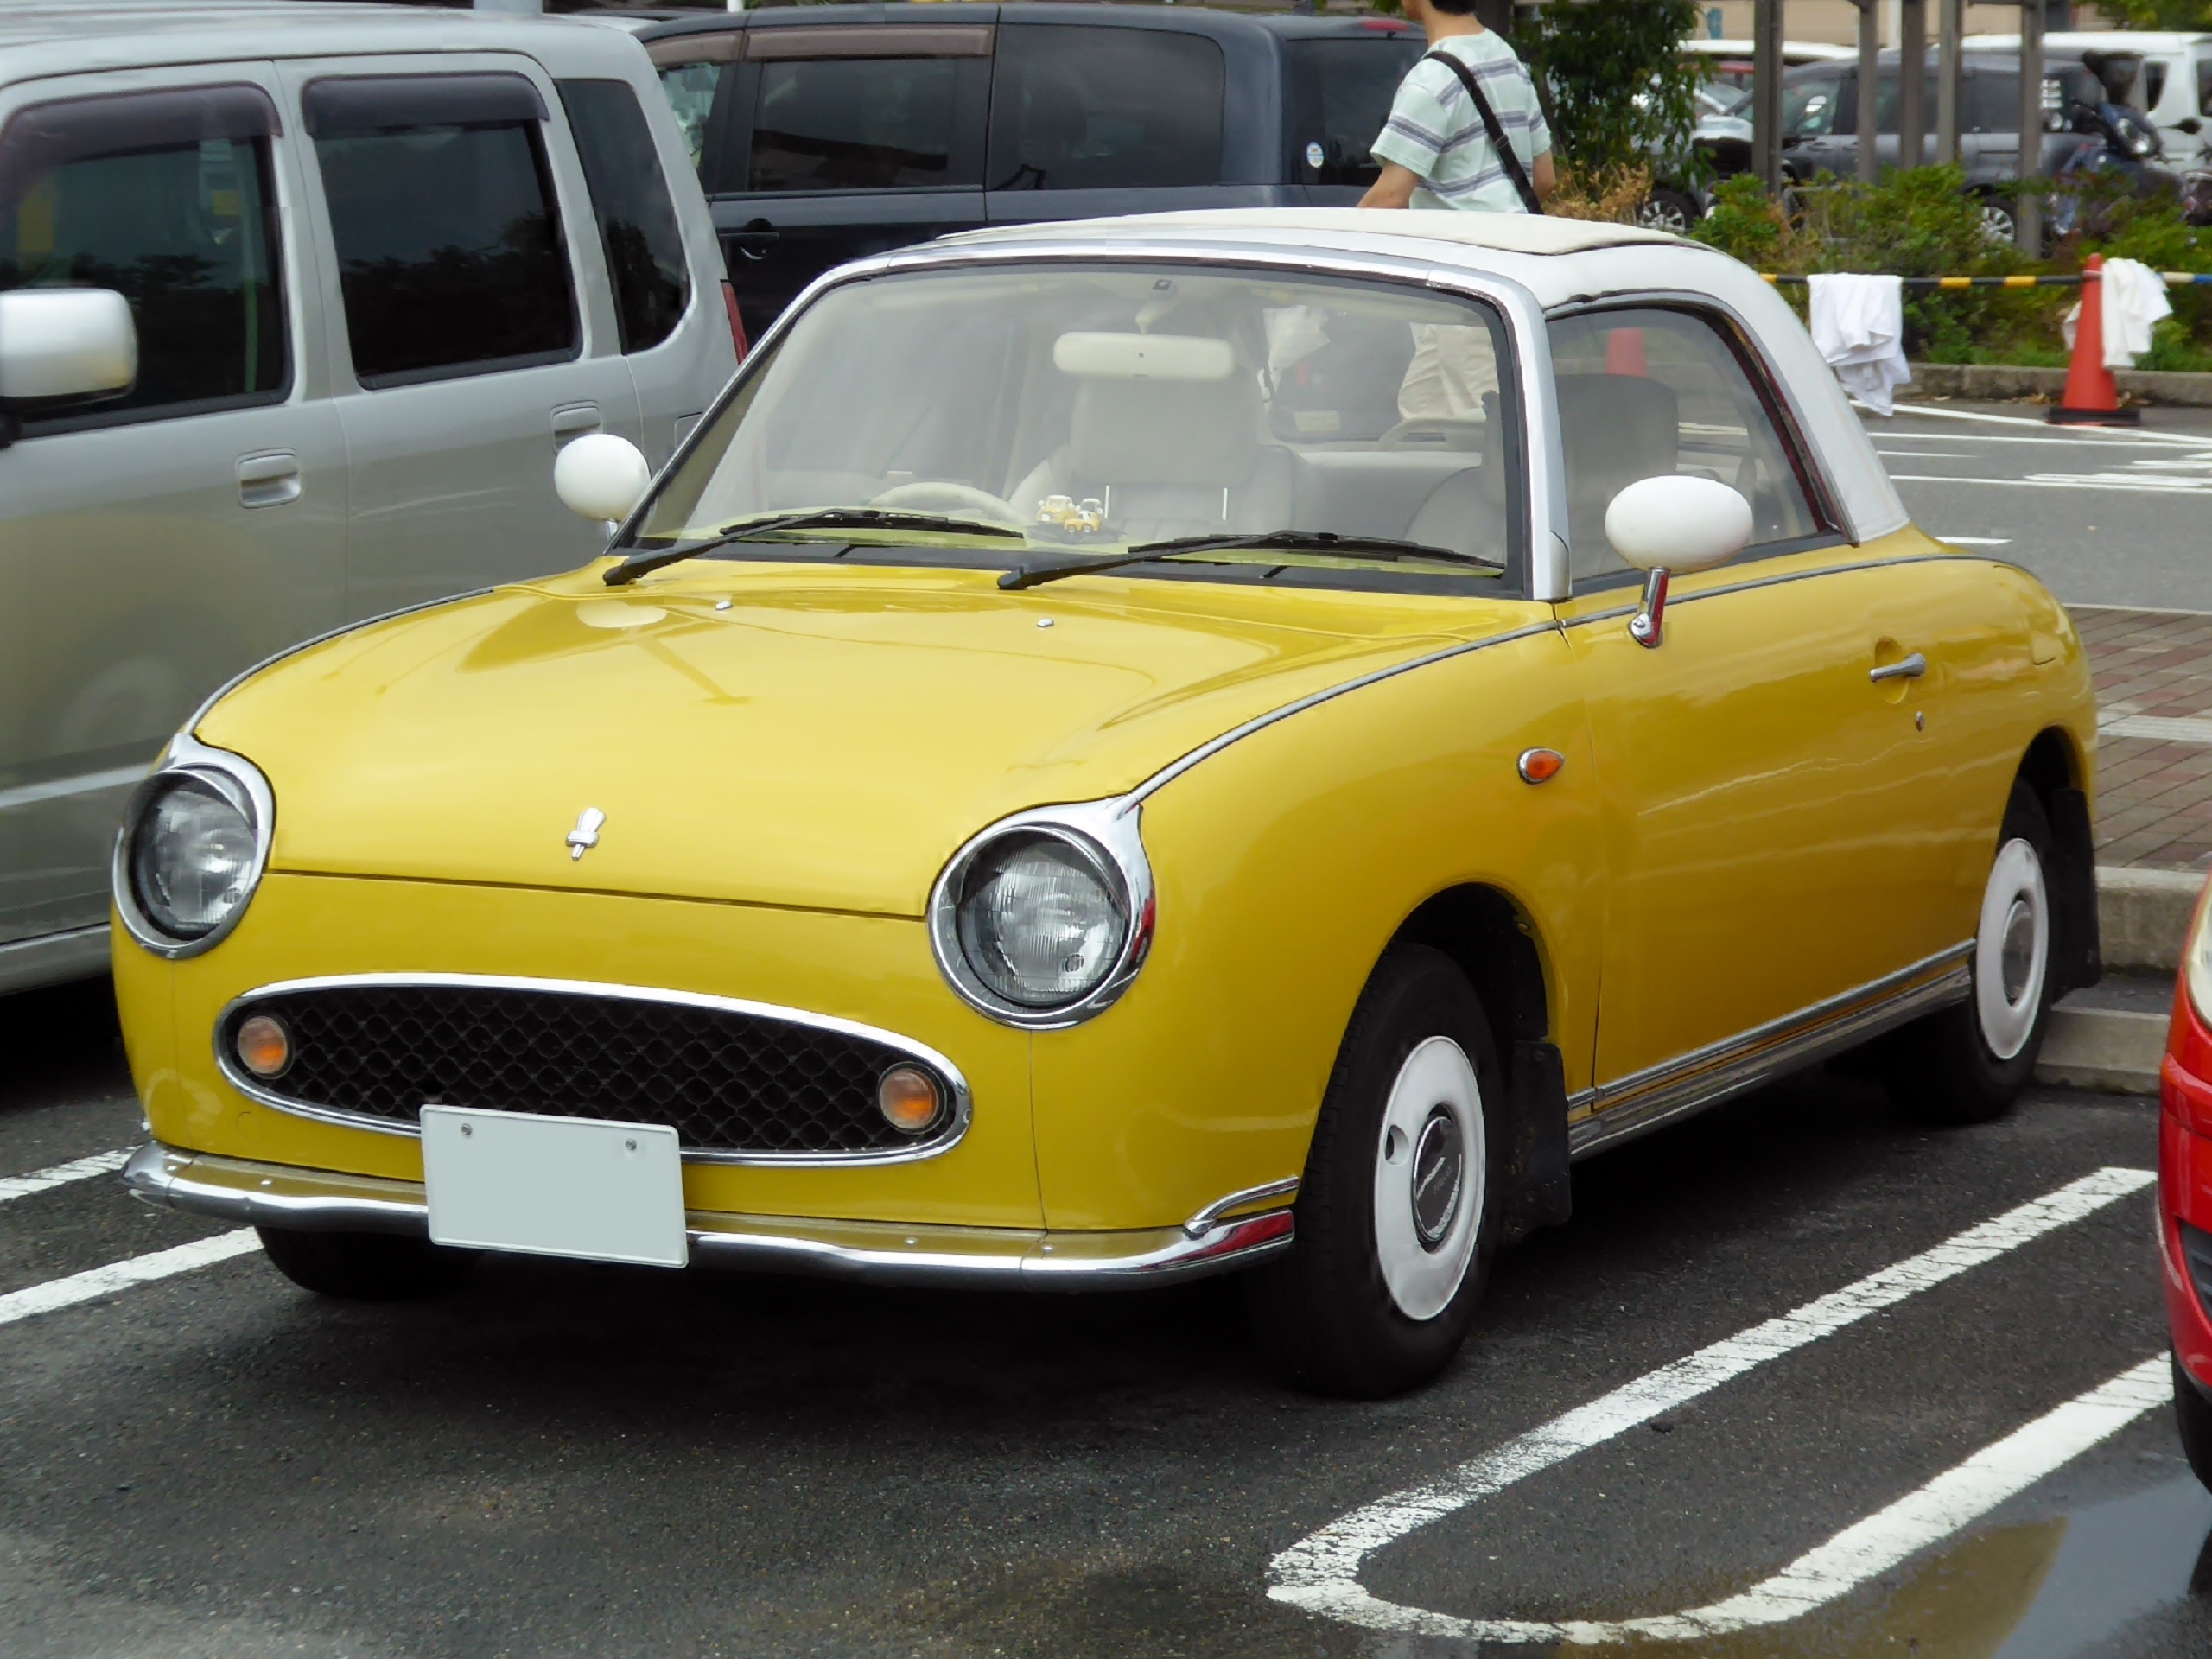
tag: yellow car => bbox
[114,211,2099,1396]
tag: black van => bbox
[632,3,1427,343]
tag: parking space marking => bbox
[1268,1166,2156,1638]
[0,1147,132,1206]
[0,1229,259,1329]
[1885,404,2212,448]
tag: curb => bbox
[2100,866,2202,975]
[2035,1004,2166,1096]
[1908,362,2212,407]
[2026,868,2194,1096]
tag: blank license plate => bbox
[421,1105,687,1268]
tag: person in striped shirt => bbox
[1358,0,1554,213]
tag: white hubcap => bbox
[1372,1036,1485,1322]
[1974,836,2049,1061]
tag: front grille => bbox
[218,982,960,1158]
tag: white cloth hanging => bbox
[2062,258,2173,369]
[1808,273,1912,417]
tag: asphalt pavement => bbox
[1,975,2203,1659]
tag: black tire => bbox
[1637,187,1700,235]
[257,1226,478,1300]
[1880,781,2056,1126]
[1243,944,1503,1398]
[2176,1355,2212,1493]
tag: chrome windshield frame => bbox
[622,236,1567,602]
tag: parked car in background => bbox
[0,1,737,996]
[1681,36,1853,96]
[1978,29,2212,167]
[2161,873,2212,1491]
[626,3,1430,344]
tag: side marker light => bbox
[1517,747,1565,785]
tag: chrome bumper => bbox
[120,1143,1295,1288]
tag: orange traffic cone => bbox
[2049,254,2139,426]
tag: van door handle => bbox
[550,404,601,448]
[1869,652,1927,683]
[236,450,301,508]
[728,220,779,261]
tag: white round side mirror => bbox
[554,433,651,525]
[1603,474,1753,575]
[0,288,137,401]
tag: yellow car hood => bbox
[197,563,1528,918]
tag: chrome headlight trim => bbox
[111,734,274,960]
[928,798,1155,1031]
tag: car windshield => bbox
[632,264,1522,587]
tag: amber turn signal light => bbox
[1517,747,1565,785]
[876,1064,944,1134]
[235,1013,291,1079]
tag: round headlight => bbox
[129,775,257,941]
[954,833,1129,1010]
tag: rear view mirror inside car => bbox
[1052,332,1235,381]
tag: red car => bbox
[2161,874,2212,1485]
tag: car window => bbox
[988,26,1224,191]
[1964,68,2020,134]
[1548,308,1821,588]
[747,58,969,192]
[2199,54,2212,117]
[2145,60,2169,112]
[305,73,577,388]
[658,61,726,173]
[1783,71,1847,138]
[1287,36,1427,188]
[557,79,690,354]
[0,85,287,430]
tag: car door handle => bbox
[236,450,300,509]
[1869,652,1928,683]
[550,404,601,447]
[728,220,779,261]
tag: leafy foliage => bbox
[1510,0,1704,183]
[2104,0,2212,25]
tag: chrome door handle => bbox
[1868,652,1927,683]
[236,450,300,509]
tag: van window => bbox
[306,74,577,388]
[747,59,969,191]
[2198,55,2212,117]
[557,79,690,353]
[1963,69,2019,134]
[1782,71,1848,138]
[988,26,1224,190]
[2144,60,2169,113]
[1287,36,1427,187]
[0,85,287,428]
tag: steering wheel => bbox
[868,480,1027,528]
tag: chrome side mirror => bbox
[0,289,136,438]
[554,432,651,528]
[1604,474,1753,649]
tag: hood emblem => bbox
[566,807,606,861]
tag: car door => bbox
[704,23,991,347]
[1282,30,1427,203]
[282,60,643,618]
[0,67,346,962]
[1782,65,1854,178]
[1548,306,1968,1103]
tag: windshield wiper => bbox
[605,508,1023,587]
[997,530,1502,591]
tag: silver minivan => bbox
[0,3,739,994]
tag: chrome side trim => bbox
[1561,553,1971,620]
[122,1142,1294,1288]
[0,923,111,995]
[111,735,276,961]
[1182,1175,1300,1239]
[209,973,974,1168]
[1567,943,1973,1160]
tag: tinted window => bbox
[1964,69,2020,134]
[988,27,1224,191]
[1548,308,1820,586]
[2145,60,2169,112]
[2199,55,2212,117]
[658,61,727,170]
[1783,71,1847,138]
[308,76,575,387]
[1287,37,1427,187]
[0,86,286,425]
[748,59,964,191]
[558,79,690,353]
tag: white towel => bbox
[2063,259,2175,367]
[1808,273,1912,416]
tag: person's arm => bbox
[1533,149,1557,203]
[1359,162,1421,210]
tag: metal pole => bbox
[2017,0,2044,254]
[1898,0,1927,168]
[1857,0,1882,184]
[1936,0,1962,165]
[1753,0,1784,193]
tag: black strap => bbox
[1421,48,1542,216]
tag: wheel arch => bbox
[2017,725,2101,997]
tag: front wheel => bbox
[1880,782,2056,1125]
[257,1226,478,1300]
[1243,944,1502,1398]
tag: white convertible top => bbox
[941,209,1908,544]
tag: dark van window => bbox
[1287,36,1426,186]
[748,59,966,191]
[1963,69,2019,134]
[0,86,286,426]
[307,74,576,387]
[988,27,1224,191]
[557,79,690,353]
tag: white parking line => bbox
[0,1230,260,1329]
[1890,473,2212,493]
[0,1147,131,1205]
[1885,404,2212,448]
[1267,1166,2156,1639]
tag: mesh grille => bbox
[219,983,956,1156]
